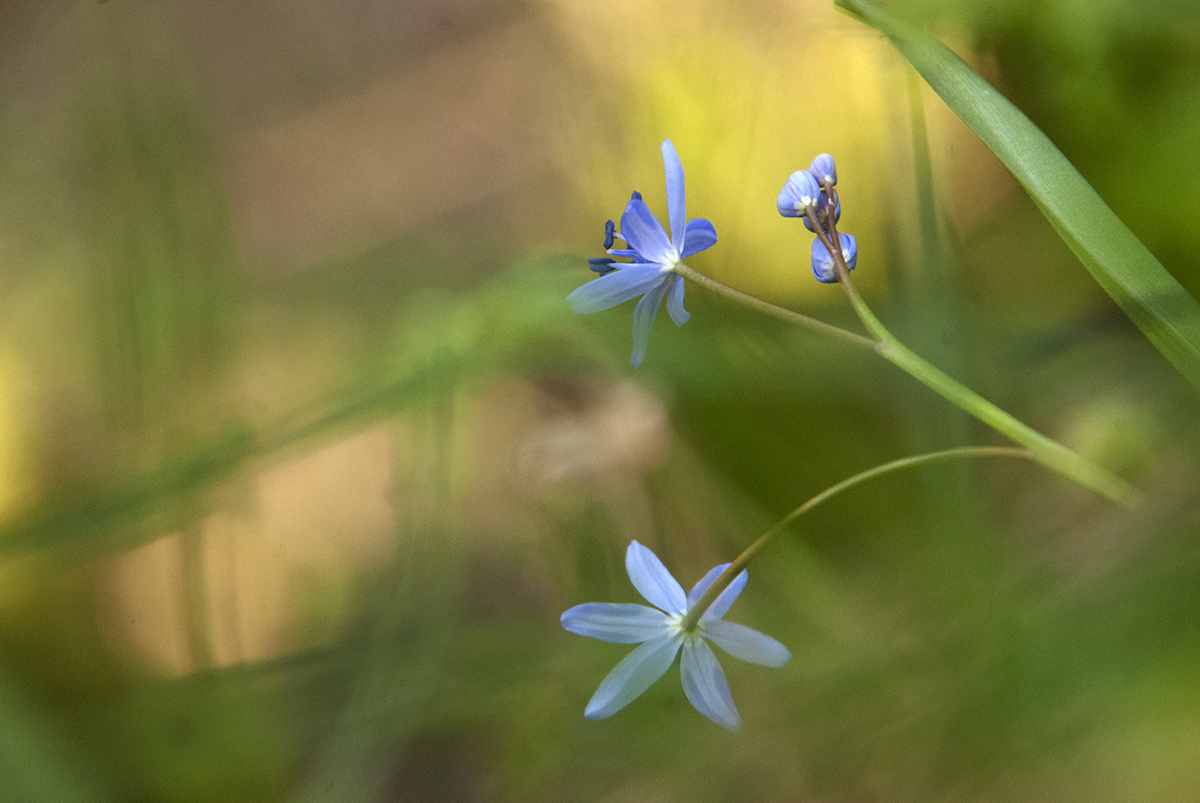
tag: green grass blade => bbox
[837,0,1200,392]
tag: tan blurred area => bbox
[101,377,673,674]
[102,427,397,673]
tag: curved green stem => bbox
[825,231,1138,507]
[681,446,1032,630]
[672,255,1139,507]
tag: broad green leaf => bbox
[838,0,1200,392]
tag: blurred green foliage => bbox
[0,1,1198,802]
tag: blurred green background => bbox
[1,0,1198,801]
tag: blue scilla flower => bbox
[561,540,791,730]
[811,233,857,283]
[567,141,718,368]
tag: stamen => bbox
[588,257,617,275]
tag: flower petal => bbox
[703,619,792,668]
[561,603,673,643]
[567,264,663,314]
[681,218,717,258]
[665,274,690,327]
[777,170,821,217]
[809,153,837,186]
[584,631,683,720]
[702,569,748,621]
[837,232,858,270]
[630,277,669,368]
[810,238,838,283]
[621,199,675,266]
[686,563,731,611]
[661,140,686,250]
[680,637,742,729]
[810,233,856,284]
[625,541,687,614]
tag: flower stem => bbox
[672,263,876,350]
[681,446,1032,629]
[672,258,1139,507]
[824,236,1138,507]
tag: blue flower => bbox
[561,540,791,730]
[567,141,718,368]
[811,233,857,283]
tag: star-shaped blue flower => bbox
[567,141,718,368]
[561,541,791,729]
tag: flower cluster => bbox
[561,541,791,729]
[777,153,858,283]
[567,140,717,368]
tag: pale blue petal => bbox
[777,170,821,217]
[810,234,856,284]
[809,153,837,186]
[810,238,838,283]
[625,540,686,614]
[567,264,663,314]
[703,570,748,621]
[629,278,668,368]
[704,619,792,667]
[681,637,741,729]
[838,233,858,270]
[665,274,689,327]
[584,631,683,719]
[681,218,717,258]
[686,563,731,611]
[621,199,675,266]
[661,140,686,249]
[561,603,673,643]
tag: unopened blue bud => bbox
[802,192,841,234]
[777,170,821,218]
[810,233,857,283]
[809,153,837,186]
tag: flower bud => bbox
[802,192,841,234]
[809,153,837,187]
[777,170,821,218]
[810,233,857,283]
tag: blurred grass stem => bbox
[181,523,215,670]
